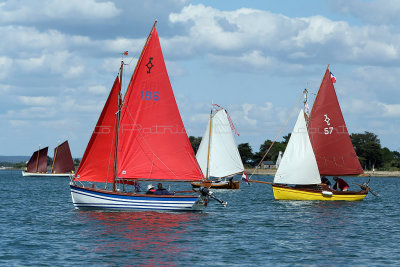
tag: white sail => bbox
[196,109,244,178]
[276,151,283,168]
[274,109,321,185]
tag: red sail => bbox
[308,68,363,175]
[26,147,48,173]
[117,28,203,181]
[52,140,75,173]
[74,77,120,182]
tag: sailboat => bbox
[22,146,48,176]
[272,67,369,201]
[191,106,244,189]
[69,22,210,211]
[22,140,75,177]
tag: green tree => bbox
[253,138,287,165]
[350,131,383,170]
[188,136,202,154]
[237,143,253,165]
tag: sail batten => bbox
[196,109,244,178]
[308,68,363,176]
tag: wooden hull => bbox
[272,184,368,201]
[191,180,240,189]
[70,184,206,211]
[22,171,73,177]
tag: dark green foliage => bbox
[237,143,253,165]
[189,136,202,154]
[350,131,383,170]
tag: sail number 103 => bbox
[141,91,159,101]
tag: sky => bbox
[1,0,400,158]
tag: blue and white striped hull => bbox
[70,185,205,211]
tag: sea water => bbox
[1,170,399,266]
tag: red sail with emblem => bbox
[117,28,203,181]
[308,68,363,176]
[74,77,120,183]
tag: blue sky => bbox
[1,0,399,157]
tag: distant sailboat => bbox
[272,67,370,201]
[69,21,211,211]
[22,146,48,176]
[191,107,244,189]
[49,140,75,175]
[22,140,75,177]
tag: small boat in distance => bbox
[191,106,244,189]
[70,21,211,211]
[22,146,48,176]
[22,140,75,177]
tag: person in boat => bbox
[146,184,156,194]
[333,177,349,191]
[154,183,173,195]
[321,176,331,188]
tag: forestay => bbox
[274,110,321,185]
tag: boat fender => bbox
[322,191,333,196]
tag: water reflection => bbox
[75,211,203,266]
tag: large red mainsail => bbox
[74,77,120,183]
[308,68,363,176]
[26,147,48,173]
[117,28,203,181]
[52,140,75,173]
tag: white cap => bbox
[147,184,154,190]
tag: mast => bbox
[113,61,123,191]
[51,141,60,173]
[205,109,213,179]
[35,145,40,173]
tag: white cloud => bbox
[87,85,108,95]
[0,0,120,23]
[18,96,56,106]
[167,4,400,67]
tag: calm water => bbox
[1,170,400,266]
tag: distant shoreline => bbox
[244,168,400,177]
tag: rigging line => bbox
[248,92,304,181]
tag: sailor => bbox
[154,183,173,195]
[146,184,156,194]
[321,176,331,188]
[333,177,349,191]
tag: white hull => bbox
[22,171,73,177]
[70,185,206,211]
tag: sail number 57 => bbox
[324,127,333,135]
[141,91,159,101]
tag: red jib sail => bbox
[74,77,120,183]
[308,68,363,176]
[52,140,75,173]
[26,147,48,173]
[117,27,203,181]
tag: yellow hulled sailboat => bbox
[272,67,370,201]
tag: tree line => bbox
[189,131,400,171]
